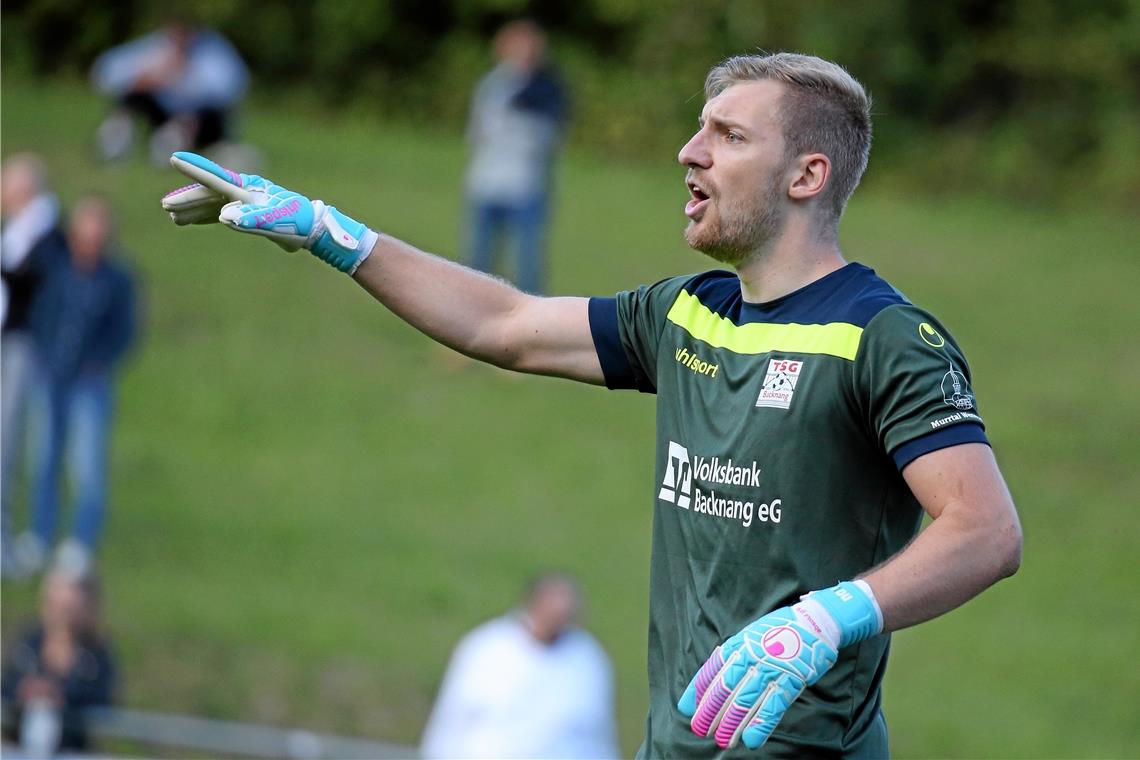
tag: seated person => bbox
[1,568,117,752]
[92,17,248,165]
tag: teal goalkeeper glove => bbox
[678,580,882,750]
[160,152,378,274]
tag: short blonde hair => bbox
[705,53,872,222]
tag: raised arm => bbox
[160,152,604,384]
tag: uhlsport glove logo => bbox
[756,625,802,660]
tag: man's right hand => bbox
[161,152,271,225]
[161,152,378,273]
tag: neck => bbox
[734,214,846,303]
[520,612,560,645]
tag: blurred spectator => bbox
[2,154,68,579]
[1,568,117,755]
[422,573,618,759]
[91,17,249,165]
[19,196,138,578]
[465,20,569,294]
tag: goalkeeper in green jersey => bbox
[162,52,1021,758]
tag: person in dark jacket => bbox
[1,568,117,752]
[464,20,570,295]
[2,153,68,578]
[26,195,138,576]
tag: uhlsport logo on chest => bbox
[756,357,806,410]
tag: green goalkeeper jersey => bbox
[588,263,988,759]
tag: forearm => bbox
[862,452,1022,633]
[351,235,603,382]
[351,234,531,365]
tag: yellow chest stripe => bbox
[665,290,863,360]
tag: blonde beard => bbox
[684,178,786,267]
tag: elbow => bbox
[994,513,1023,581]
[483,296,540,373]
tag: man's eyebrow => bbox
[699,114,749,133]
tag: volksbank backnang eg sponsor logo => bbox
[658,441,781,527]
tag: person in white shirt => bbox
[421,574,618,759]
[2,153,67,578]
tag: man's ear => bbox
[788,153,831,200]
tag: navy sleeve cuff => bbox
[588,297,639,390]
[891,423,990,470]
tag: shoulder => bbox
[195,29,237,51]
[32,227,68,264]
[103,259,136,289]
[861,301,963,350]
[556,631,613,684]
[456,616,525,657]
[563,629,610,662]
[797,263,909,327]
[623,269,735,311]
[5,625,45,666]
[610,270,737,336]
[677,269,742,313]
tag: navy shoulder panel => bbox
[740,263,908,327]
[670,264,908,328]
[682,270,743,317]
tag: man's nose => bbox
[678,130,711,169]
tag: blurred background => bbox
[1,0,1137,757]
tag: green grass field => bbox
[2,74,1138,758]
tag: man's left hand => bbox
[677,606,838,749]
[678,581,882,750]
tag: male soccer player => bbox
[161,52,1022,758]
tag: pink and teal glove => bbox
[678,580,882,750]
[160,152,379,274]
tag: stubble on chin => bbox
[685,216,747,267]
[684,195,784,268]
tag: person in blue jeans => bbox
[2,153,69,578]
[24,195,137,576]
[465,20,569,295]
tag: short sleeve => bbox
[854,304,989,470]
[589,276,690,393]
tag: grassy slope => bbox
[2,75,1137,757]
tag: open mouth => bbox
[686,179,711,219]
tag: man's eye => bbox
[726,132,743,143]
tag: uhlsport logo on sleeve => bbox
[756,358,805,410]
[658,440,781,528]
[918,322,946,348]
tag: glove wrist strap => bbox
[306,204,378,274]
[806,580,883,648]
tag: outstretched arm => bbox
[351,235,603,383]
[862,442,1022,631]
[161,152,604,384]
